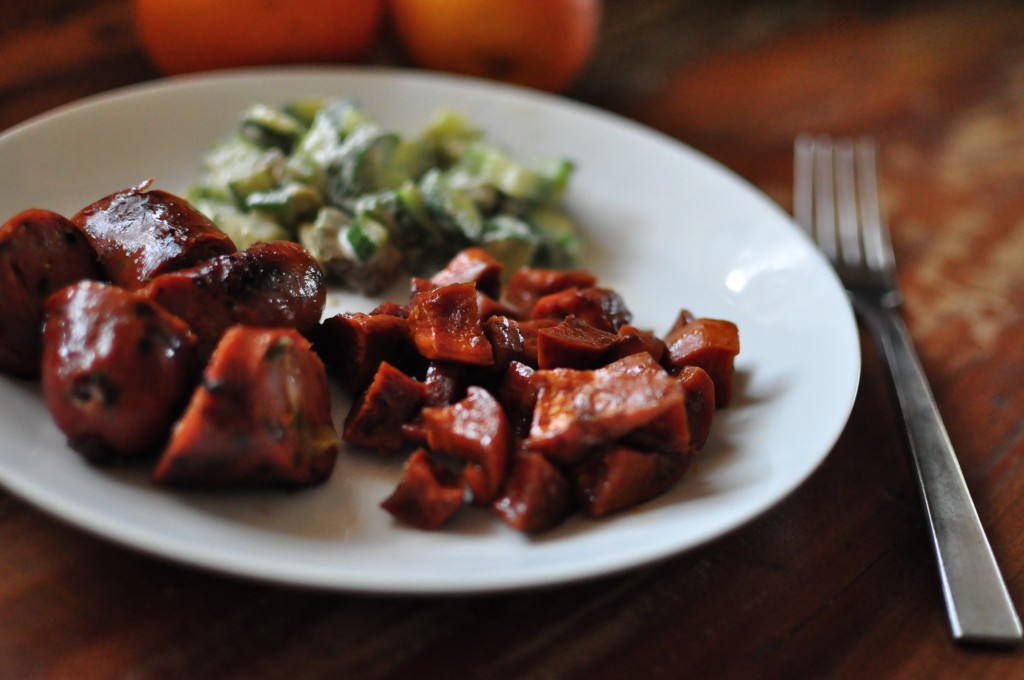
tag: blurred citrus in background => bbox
[133,0,600,93]
[133,0,385,75]
[389,0,601,92]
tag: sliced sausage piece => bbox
[662,317,740,407]
[381,449,466,530]
[42,281,199,463]
[573,446,690,518]
[493,451,572,533]
[72,183,235,289]
[422,386,511,505]
[154,326,339,487]
[142,240,326,361]
[407,282,494,366]
[0,209,102,378]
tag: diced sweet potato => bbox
[498,361,538,439]
[676,366,716,452]
[344,362,428,454]
[429,247,504,299]
[516,318,559,367]
[503,267,597,317]
[494,451,573,532]
[663,317,740,407]
[381,449,465,530]
[615,324,666,363]
[526,353,685,463]
[536,316,621,369]
[573,446,690,518]
[424,361,469,407]
[422,386,511,505]
[481,315,528,369]
[407,282,494,366]
[153,326,338,487]
[315,312,418,394]
[530,286,632,333]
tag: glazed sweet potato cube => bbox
[516,318,559,367]
[573,446,690,518]
[526,353,685,463]
[481,315,528,369]
[369,300,409,318]
[620,384,690,455]
[665,309,697,336]
[663,317,740,407]
[381,449,465,530]
[315,312,417,394]
[429,247,504,299]
[153,326,338,487]
[530,286,632,332]
[493,451,573,533]
[424,360,469,407]
[498,361,538,439]
[407,282,494,366]
[615,324,666,363]
[422,386,511,505]
[676,365,716,452]
[503,267,597,318]
[344,362,428,454]
[536,316,621,369]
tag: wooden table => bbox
[3,1,1024,677]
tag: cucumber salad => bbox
[189,98,583,293]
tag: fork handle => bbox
[861,304,1022,645]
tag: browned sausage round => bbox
[71,182,235,289]
[153,326,339,488]
[0,209,102,378]
[141,240,327,361]
[41,281,200,463]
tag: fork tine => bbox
[793,134,815,235]
[834,138,862,268]
[811,136,839,262]
[854,138,895,273]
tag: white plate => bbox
[0,67,860,594]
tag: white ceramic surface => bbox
[0,67,860,594]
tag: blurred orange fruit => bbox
[134,0,385,75]
[389,0,601,92]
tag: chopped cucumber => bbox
[188,195,290,249]
[240,104,306,151]
[191,97,583,291]
[481,215,540,273]
[244,182,323,228]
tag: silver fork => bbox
[794,135,1022,646]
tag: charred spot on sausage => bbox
[68,372,119,408]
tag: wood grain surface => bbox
[2,1,1023,678]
